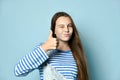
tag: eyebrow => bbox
[56,24,64,26]
[56,23,72,26]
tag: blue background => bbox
[0,0,120,80]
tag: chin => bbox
[62,38,70,42]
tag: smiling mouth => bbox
[64,34,70,37]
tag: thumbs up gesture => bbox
[41,30,58,52]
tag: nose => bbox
[64,26,69,32]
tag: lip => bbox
[64,34,70,37]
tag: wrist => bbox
[41,43,49,52]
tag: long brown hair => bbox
[50,12,89,80]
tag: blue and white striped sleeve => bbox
[14,46,49,76]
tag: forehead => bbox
[56,16,71,24]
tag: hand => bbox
[41,30,58,52]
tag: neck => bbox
[57,41,70,51]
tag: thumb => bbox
[48,30,53,38]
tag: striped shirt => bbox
[14,44,78,80]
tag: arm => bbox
[14,46,49,76]
[14,30,57,76]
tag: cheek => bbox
[55,32,62,39]
[69,28,73,34]
[55,28,62,36]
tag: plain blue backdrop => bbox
[0,0,120,80]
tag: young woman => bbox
[14,12,89,80]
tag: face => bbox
[55,16,73,42]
